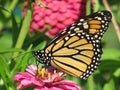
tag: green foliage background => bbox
[0,0,120,90]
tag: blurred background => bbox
[0,0,120,90]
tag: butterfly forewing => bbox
[33,10,112,80]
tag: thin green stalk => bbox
[86,0,91,15]
[13,10,32,60]
[88,76,94,90]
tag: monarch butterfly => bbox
[32,10,112,80]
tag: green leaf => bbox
[0,48,24,53]
[33,41,46,51]
[13,9,32,59]
[0,55,10,88]
[11,12,20,47]
[14,9,32,49]
[0,6,10,13]
[0,33,12,49]
[21,44,33,71]
[102,48,120,61]
[103,78,116,90]
[25,32,50,49]
[0,5,11,31]
[11,45,32,74]
[114,68,120,77]
[11,57,23,76]
[99,60,120,70]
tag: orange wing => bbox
[32,11,112,80]
[47,33,101,79]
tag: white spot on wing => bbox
[80,19,84,22]
[74,27,80,31]
[65,37,69,40]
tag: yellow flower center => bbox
[36,68,56,80]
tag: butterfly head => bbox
[32,50,51,66]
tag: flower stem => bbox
[88,76,94,90]
[13,9,32,60]
[103,0,120,42]
[86,0,91,15]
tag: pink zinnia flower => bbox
[23,0,87,37]
[14,64,81,90]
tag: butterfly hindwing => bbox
[50,32,102,79]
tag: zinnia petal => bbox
[26,64,37,75]
[14,72,33,81]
